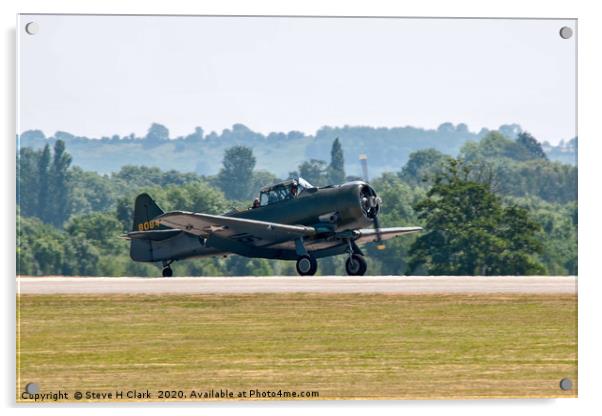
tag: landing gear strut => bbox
[296,254,318,276]
[162,260,174,277]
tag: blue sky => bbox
[18,15,576,144]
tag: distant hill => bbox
[17,123,576,177]
[542,137,577,166]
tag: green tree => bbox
[62,237,102,276]
[65,212,125,254]
[498,123,522,139]
[19,141,75,226]
[516,131,547,160]
[49,140,72,226]
[462,130,549,164]
[69,167,116,215]
[31,238,64,275]
[298,159,328,186]
[112,165,199,188]
[37,144,51,223]
[496,205,546,274]
[399,148,450,186]
[145,123,169,142]
[216,146,256,200]
[115,197,133,231]
[17,147,40,217]
[250,170,279,196]
[17,215,64,275]
[408,159,545,275]
[169,181,229,214]
[506,196,577,275]
[496,159,576,203]
[328,137,345,184]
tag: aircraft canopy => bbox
[258,178,314,207]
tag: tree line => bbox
[18,122,576,179]
[17,130,577,276]
[17,141,72,227]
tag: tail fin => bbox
[132,193,165,232]
[130,193,165,262]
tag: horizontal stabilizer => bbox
[122,229,182,241]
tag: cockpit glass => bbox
[259,193,269,206]
[258,178,316,207]
[259,183,300,206]
[298,178,313,189]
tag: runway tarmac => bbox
[17,276,577,295]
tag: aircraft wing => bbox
[156,211,316,242]
[354,226,423,245]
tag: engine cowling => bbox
[359,184,380,220]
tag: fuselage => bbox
[143,181,379,262]
[230,181,375,232]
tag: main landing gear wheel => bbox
[162,266,173,277]
[296,254,318,276]
[345,254,367,276]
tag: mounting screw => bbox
[559,378,573,391]
[559,26,573,40]
[25,383,40,394]
[25,22,39,35]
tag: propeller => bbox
[359,153,385,249]
[360,183,385,250]
[359,154,385,249]
[372,207,385,250]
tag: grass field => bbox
[17,293,577,401]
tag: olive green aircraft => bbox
[124,178,422,277]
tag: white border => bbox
[3,1,601,415]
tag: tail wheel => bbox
[345,254,367,276]
[162,266,173,277]
[296,254,318,276]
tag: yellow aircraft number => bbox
[138,220,161,232]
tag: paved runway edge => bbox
[17,276,577,295]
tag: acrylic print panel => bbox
[17,15,577,402]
